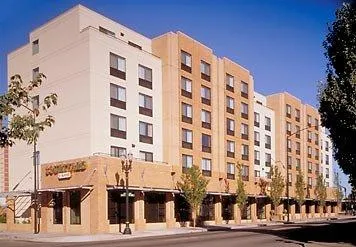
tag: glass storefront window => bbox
[53,192,63,224]
[145,192,166,223]
[70,191,81,225]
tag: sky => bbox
[0,0,351,192]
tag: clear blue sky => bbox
[0,0,351,192]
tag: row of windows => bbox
[254,112,272,131]
[254,151,272,166]
[254,132,272,149]
[110,146,153,162]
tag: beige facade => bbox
[2,5,339,234]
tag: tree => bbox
[236,163,247,210]
[295,170,306,209]
[318,2,356,186]
[269,165,285,218]
[0,74,57,147]
[177,165,209,227]
[315,174,327,211]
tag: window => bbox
[201,110,211,129]
[242,165,249,181]
[265,153,271,167]
[32,95,39,110]
[308,177,312,186]
[315,148,319,160]
[254,131,260,146]
[296,158,301,170]
[227,140,235,158]
[140,151,153,162]
[241,81,248,98]
[288,173,292,186]
[201,158,212,176]
[226,96,234,114]
[286,121,291,134]
[139,121,153,144]
[295,125,301,138]
[201,86,211,105]
[325,141,329,151]
[70,191,81,224]
[226,118,235,136]
[315,164,320,174]
[254,112,260,127]
[286,104,291,117]
[265,135,271,149]
[110,114,126,139]
[138,65,153,89]
[110,84,126,109]
[241,144,249,160]
[326,155,329,165]
[241,103,248,119]
[99,26,115,37]
[307,131,312,142]
[254,150,260,165]
[295,109,300,121]
[144,192,166,223]
[226,74,234,92]
[254,170,260,178]
[33,67,39,81]
[32,39,39,55]
[53,192,63,224]
[181,77,192,98]
[308,146,312,158]
[227,163,235,179]
[287,156,292,169]
[315,119,319,130]
[182,154,193,169]
[326,168,330,178]
[287,139,292,152]
[241,123,249,140]
[265,117,271,131]
[139,93,153,117]
[182,128,193,149]
[181,50,192,72]
[308,162,312,173]
[296,142,301,155]
[110,53,126,79]
[182,103,192,123]
[110,146,126,157]
[307,115,312,126]
[202,134,211,153]
[200,60,211,81]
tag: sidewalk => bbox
[0,227,207,243]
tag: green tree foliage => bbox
[319,2,356,186]
[177,165,209,227]
[269,165,285,210]
[315,174,327,207]
[0,74,57,147]
[295,170,306,207]
[236,162,247,209]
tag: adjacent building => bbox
[1,5,338,234]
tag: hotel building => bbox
[1,5,338,233]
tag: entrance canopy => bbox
[38,185,93,192]
[107,185,180,194]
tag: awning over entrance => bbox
[38,185,93,192]
[106,185,180,193]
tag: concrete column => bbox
[327,204,331,217]
[251,201,257,222]
[266,203,271,221]
[290,203,296,220]
[40,192,50,233]
[6,197,14,231]
[63,191,69,233]
[234,203,241,224]
[134,191,146,230]
[301,204,306,219]
[310,204,315,218]
[214,196,223,224]
[165,193,176,228]
[277,204,284,220]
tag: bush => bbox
[0,214,6,223]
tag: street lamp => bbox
[121,153,133,235]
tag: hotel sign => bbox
[58,172,71,180]
[45,161,87,176]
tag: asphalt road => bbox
[1,218,356,247]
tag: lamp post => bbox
[121,153,133,235]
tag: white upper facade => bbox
[320,127,333,187]
[7,5,163,191]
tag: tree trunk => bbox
[192,210,196,227]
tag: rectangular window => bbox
[202,134,211,153]
[144,192,166,223]
[296,142,301,155]
[308,177,312,186]
[315,133,319,145]
[242,165,249,181]
[226,96,234,114]
[308,162,312,173]
[181,77,192,98]
[139,121,153,144]
[99,26,115,37]
[241,103,248,119]
[308,131,312,142]
[139,151,153,162]
[138,65,153,89]
[315,148,319,160]
[110,53,126,79]
[182,154,193,168]
[241,81,248,98]
[241,144,249,160]
[287,156,292,169]
[265,116,271,131]
[110,84,126,109]
[201,86,211,105]
[254,131,260,146]
[296,158,301,170]
[201,110,211,129]
[139,93,153,117]
[295,125,301,138]
[201,158,212,176]
[32,39,39,55]
[182,128,193,149]
[307,115,312,126]
[295,109,300,121]
[286,121,291,134]
[254,170,260,178]
[326,154,329,165]
[265,135,271,149]
[254,150,260,165]
[241,123,249,140]
[110,146,126,157]
[226,118,235,136]
[70,191,81,225]
[227,163,235,179]
[181,103,192,123]
[32,67,39,81]
[254,112,260,127]
[288,173,292,186]
[286,104,291,117]
[325,141,329,151]
[308,146,312,158]
[181,50,192,72]
[287,139,292,152]
[326,168,330,178]
[315,119,319,130]
[265,153,271,167]
[227,140,235,158]
[53,192,63,224]
[226,74,234,92]
[110,114,126,139]
[32,95,39,110]
[200,60,211,81]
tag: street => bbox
[1,218,356,247]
